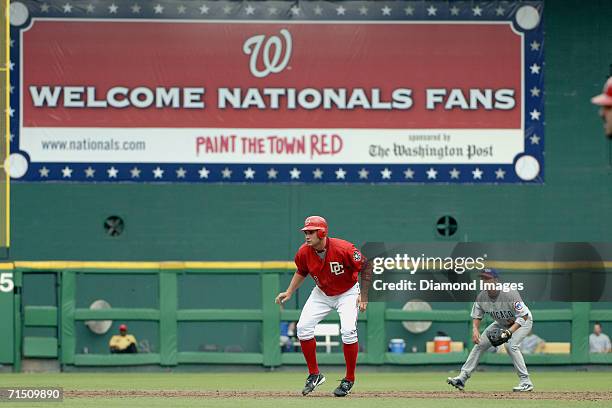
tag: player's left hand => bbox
[357,295,368,313]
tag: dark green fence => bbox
[7,262,612,372]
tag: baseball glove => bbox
[486,327,512,347]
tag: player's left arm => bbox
[508,312,529,333]
[508,299,530,334]
[357,259,372,312]
[347,245,370,313]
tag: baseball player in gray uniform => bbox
[447,268,534,392]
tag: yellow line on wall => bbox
[2,260,611,271]
[12,261,297,270]
[487,261,612,269]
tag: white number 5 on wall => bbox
[0,272,14,293]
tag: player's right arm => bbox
[471,318,482,344]
[470,301,484,344]
[275,272,306,304]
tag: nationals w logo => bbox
[243,29,292,78]
[329,262,345,276]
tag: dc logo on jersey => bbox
[353,251,362,262]
[329,262,345,275]
[514,301,524,311]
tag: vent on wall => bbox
[104,216,125,237]
[435,216,458,237]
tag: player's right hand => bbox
[472,329,481,344]
[275,291,292,305]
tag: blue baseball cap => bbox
[480,268,499,278]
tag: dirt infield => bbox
[64,390,612,401]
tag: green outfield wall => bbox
[2,262,612,372]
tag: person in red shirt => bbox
[275,216,370,397]
[591,76,612,139]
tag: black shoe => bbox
[447,377,465,391]
[302,373,326,396]
[333,378,354,397]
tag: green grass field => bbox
[0,370,611,407]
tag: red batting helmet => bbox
[592,77,612,106]
[301,216,328,239]
[119,324,127,332]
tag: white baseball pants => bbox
[296,283,359,344]
[459,320,533,384]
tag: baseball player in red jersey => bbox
[275,216,370,397]
[591,77,612,138]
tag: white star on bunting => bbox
[86,4,94,13]
[131,4,141,13]
[107,167,118,178]
[85,167,95,178]
[495,6,505,16]
[404,168,415,179]
[381,168,392,179]
[267,168,278,179]
[530,109,541,120]
[109,3,118,13]
[130,167,141,178]
[335,168,347,180]
[472,6,483,16]
[154,4,164,14]
[472,168,483,179]
[495,168,506,179]
[199,5,209,14]
[41,3,50,12]
[244,167,255,179]
[381,6,392,16]
[153,167,164,178]
[427,6,437,16]
[176,168,187,178]
[530,134,541,145]
[530,41,541,51]
[530,63,541,74]
[358,168,369,179]
[290,6,300,16]
[336,6,346,15]
[313,168,323,179]
[426,168,437,179]
[39,167,50,177]
[198,167,210,179]
[530,87,541,97]
[63,3,73,13]
[222,167,232,179]
[62,166,73,178]
[359,6,368,16]
[289,167,301,179]
[245,5,255,15]
[450,6,460,16]
[178,5,186,14]
[404,6,414,15]
[449,168,460,179]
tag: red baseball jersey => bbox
[294,237,366,296]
